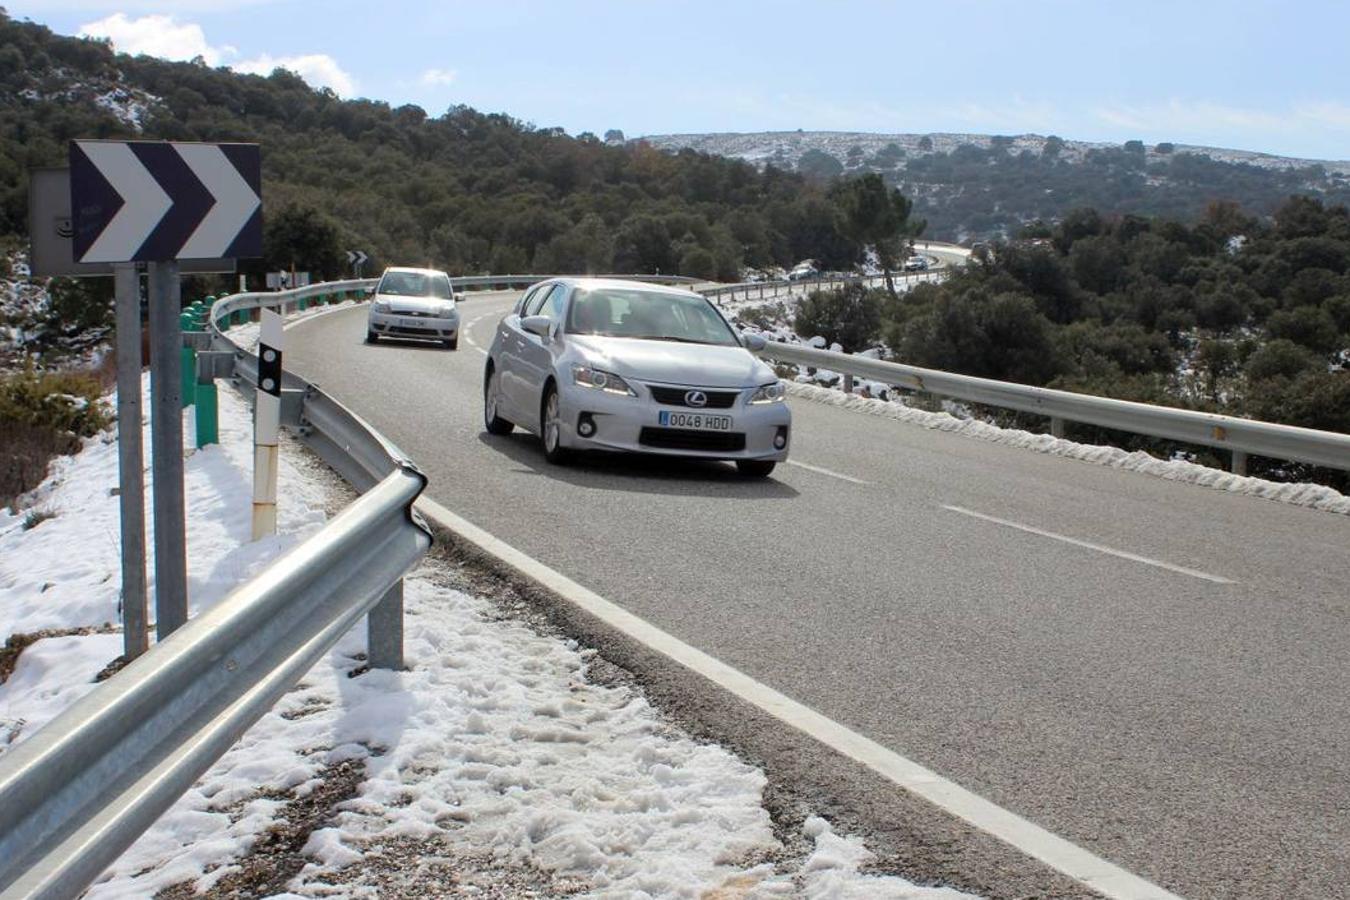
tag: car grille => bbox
[639,427,746,452]
[392,309,438,318]
[646,386,740,408]
[387,325,444,336]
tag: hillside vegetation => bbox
[0,11,878,289]
[642,132,1350,242]
[792,198,1350,484]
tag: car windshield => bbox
[378,271,452,298]
[565,288,740,346]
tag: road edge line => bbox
[415,495,1184,900]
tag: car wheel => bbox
[736,459,776,478]
[483,367,514,435]
[444,337,458,350]
[366,329,378,343]
[541,384,570,464]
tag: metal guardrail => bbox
[753,341,1350,473]
[0,280,433,899]
[703,271,938,305]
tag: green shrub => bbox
[0,367,111,437]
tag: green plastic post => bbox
[195,380,218,447]
[180,353,195,408]
[298,296,308,312]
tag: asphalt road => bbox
[286,293,1350,900]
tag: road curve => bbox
[285,293,1350,900]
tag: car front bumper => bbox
[369,309,460,340]
[555,382,791,461]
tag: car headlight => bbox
[572,365,637,397]
[748,381,786,404]
[373,300,391,313]
[440,302,456,317]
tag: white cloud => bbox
[420,68,457,87]
[76,13,356,97]
[234,53,356,96]
[78,12,224,65]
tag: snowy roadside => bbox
[733,316,1350,516]
[1,377,973,896]
[785,381,1350,516]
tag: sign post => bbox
[113,263,148,659]
[146,260,188,637]
[61,139,262,643]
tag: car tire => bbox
[444,337,458,350]
[736,459,776,478]
[366,329,378,343]
[540,383,570,464]
[483,366,514,435]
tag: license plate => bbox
[659,411,732,430]
[400,317,417,327]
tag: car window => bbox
[565,287,739,346]
[516,284,543,316]
[545,285,567,321]
[524,284,555,316]
[378,271,451,298]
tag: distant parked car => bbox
[483,278,791,477]
[903,256,929,271]
[366,267,461,349]
[788,261,819,281]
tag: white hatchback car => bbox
[366,267,461,349]
[484,278,791,477]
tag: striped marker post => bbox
[252,309,283,540]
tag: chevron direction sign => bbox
[69,140,262,264]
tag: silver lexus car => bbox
[366,267,461,349]
[484,278,790,477]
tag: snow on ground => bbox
[1,366,972,896]
[1,252,50,357]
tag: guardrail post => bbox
[843,373,854,394]
[369,579,404,670]
[179,310,196,409]
[1050,417,1066,439]
[1231,450,1248,476]
[195,371,218,449]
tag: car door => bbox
[512,284,567,427]
[500,283,554,423]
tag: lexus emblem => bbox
[684,390,708,408]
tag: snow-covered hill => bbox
[637,130,1350,177]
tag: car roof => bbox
[381,266,449,277]
[545,277,705,299]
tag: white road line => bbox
[941,504,1236,584]
[786,459,870,484]
[464,313,491,356]
[416,496,1186,900]
[281,302,357,330]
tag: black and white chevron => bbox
[70,140,262,264]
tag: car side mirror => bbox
[364,285,376,296]
[521,315,552,337]
[742,333,767,352]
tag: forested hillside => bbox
[643,131,1350,242]
[789,197,1350,482]
[0,12,866,286]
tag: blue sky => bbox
[15,1,1350,160]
